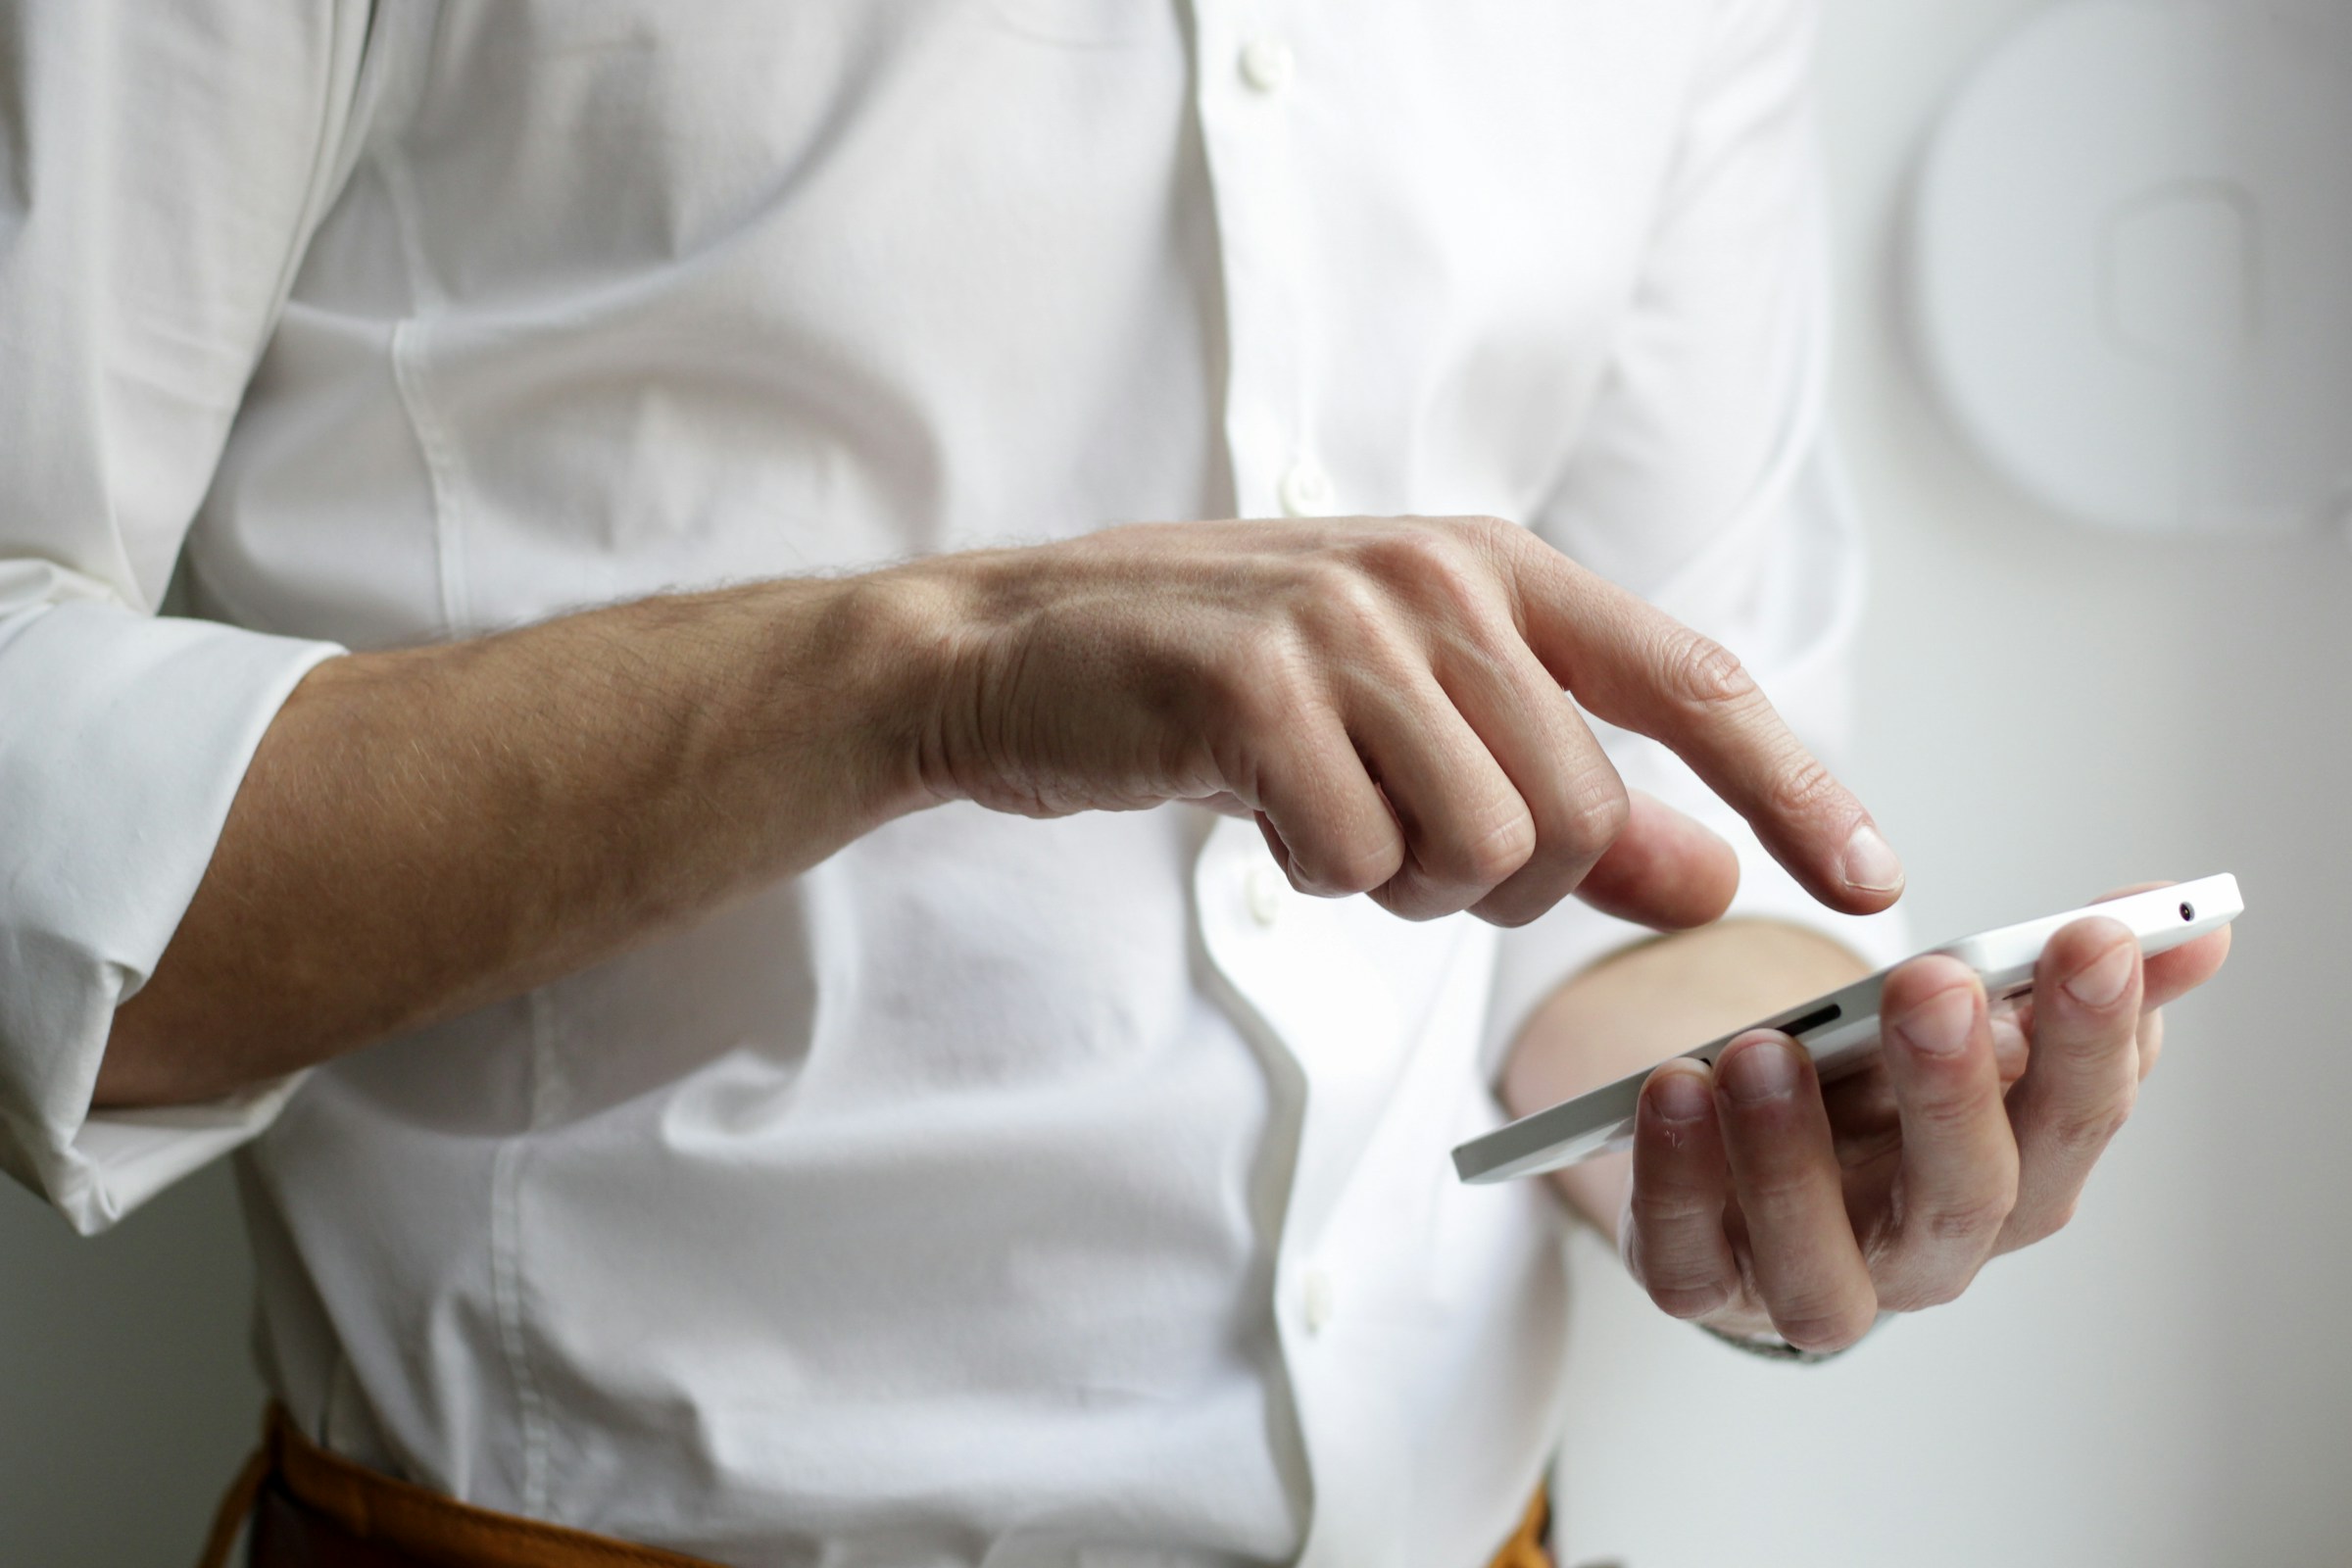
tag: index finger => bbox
[1500,536,1902,915]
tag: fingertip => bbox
[1644,1059,1715,1126]
[1575,793,1740,931]
[2049,914,2135,960]
[1776,816,1904,918]
[1838,820,1906,905]
[1883,953,1982,1014]
[1715,1031,1804,1107]
[2046,917,2139,1012]
[1890,980,1982,1059]
[2144,923,2230,1004]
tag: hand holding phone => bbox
[1456,874,2242,1183]
[1458,876,2241,1353]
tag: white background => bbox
[4,2,2349,1563]
[1554,2,2352,1564]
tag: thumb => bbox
[1573,791,1741,931]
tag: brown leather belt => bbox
[203,1404,1554,1568]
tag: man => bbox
[0,4,2227,1566]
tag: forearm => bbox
[97,572,955,1107]
[1501,919,1871,1234]
[93,508,1902,1113]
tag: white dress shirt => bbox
[0,3,1900,1564]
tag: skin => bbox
[93,511,2230,1339]
[1505,903,2230,1350]
[101,514,1900,1104]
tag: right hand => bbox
[904,515,1903,931]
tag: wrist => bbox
[823,558,1003,819]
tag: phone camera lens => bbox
[2180,902,2194,922]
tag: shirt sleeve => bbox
[0,4,377,1234]
[1487,0,1908,1068]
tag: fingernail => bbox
[1719,1037,1798,1105]
[1650,1067,1711,1123]
[1895,985,1976,1056]
[1840,822,1905,896]
[2063,942,2135,1009]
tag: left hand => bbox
[1617,889,2232,1351]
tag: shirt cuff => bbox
[0,599,342,1234]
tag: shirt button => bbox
[1245,864,1286,928]
[1301,1266,1337,1335]
[1279,460,1335,517]
[1239,35,1295,94]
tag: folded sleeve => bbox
[1489,0,1907,1065]
[0,4,377,1233]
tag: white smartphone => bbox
[1451,873,2244,1186]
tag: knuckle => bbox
[1351,526,1452,582]
[1373,878,1472,925]
[1733,1163,1819,1217]
[1552,775,1632,858]
[1415,544,1494,618]
[1471,888,1551,930]
[1629,1186,1717,1230]
[1906,1085,1996,1142]
[1448,514,1519,551]
[1458,808,1539,888]
[1997,1195,2079,1250]
[1367,530,1497,627]
[1660,629,1758,712]
[1916,1190,2017,1250]
[1218,625,1312,726]
[1310,836,1403,900]
[1762,751,1844,826]
[1300,563,1395,647]
[1773,1298,1879,1355]
[1412,805,1537,895]
[1646,1280,1737,1322]
[2046,1092,2134,1159]
[1877,1268,1974,1313]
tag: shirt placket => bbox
[1186,10,1405,1563]
[1188,0,1339,526]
